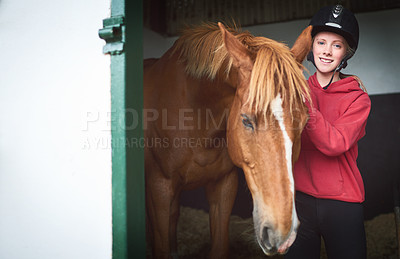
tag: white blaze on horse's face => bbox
[270,93,299,253]
[270,93,294,195]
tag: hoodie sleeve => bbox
[305,93,371,156]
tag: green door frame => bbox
[99,0,145,258]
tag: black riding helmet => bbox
[307,4,359,70]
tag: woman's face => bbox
[312,31,347,73]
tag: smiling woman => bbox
[285,5,371,259]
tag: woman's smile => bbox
[319,57,334,64]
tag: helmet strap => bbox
[322,54,351,89]
[307,51,316,67]
[322,71,337,90]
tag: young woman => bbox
[285,5,371,259]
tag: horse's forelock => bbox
[246,41,310,120]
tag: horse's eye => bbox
[241,114,254,130]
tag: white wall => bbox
[0,1,112,259]
[144,9,400,95]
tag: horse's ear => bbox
[218,22,253,71]
[291,25,313,64]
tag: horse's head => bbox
[219,23,312,255]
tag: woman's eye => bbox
[333,44,342,48]
[241,114,254,130]
[317,41,324,45]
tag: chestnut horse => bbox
[144,23,312,258]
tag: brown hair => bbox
[339,44,368,93]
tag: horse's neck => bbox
[185,80,235,138]
[145,51,236,134]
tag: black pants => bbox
[285,191,366,259]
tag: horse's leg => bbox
[146,172,176,259]
[169,192,181,259]
[205,169,238,259]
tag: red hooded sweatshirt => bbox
[294,73,371,203]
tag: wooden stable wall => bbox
[181,93,400,220]
[145,0,400,36]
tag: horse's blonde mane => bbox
[172,23,310,117]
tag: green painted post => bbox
[111,51,129,259]
[99,0,145,258]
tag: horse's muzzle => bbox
[259,225,297,255]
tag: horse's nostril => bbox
[262,227,272,248]
[262,227,278,254]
